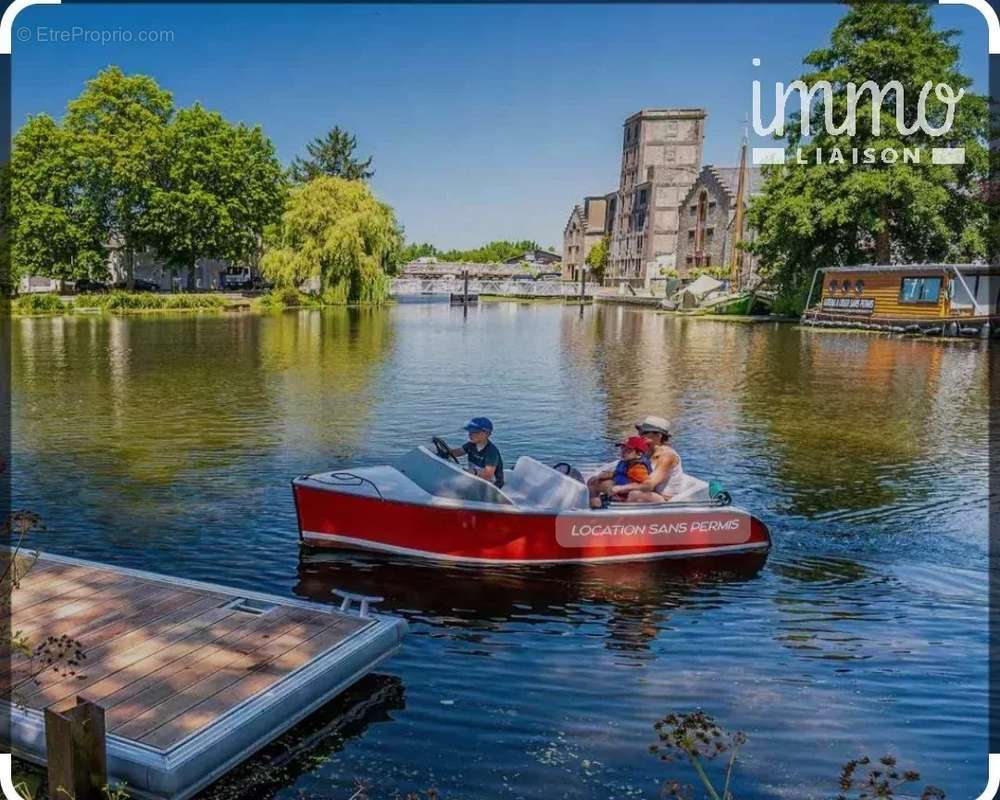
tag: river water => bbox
[12,302,990,799]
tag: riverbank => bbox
[11,289,393,317]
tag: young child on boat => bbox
[613,436,651,487]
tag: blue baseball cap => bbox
[463,417,494,433]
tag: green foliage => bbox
[689,266,729,281]
[141,104,286,289]
[400,242,440,262]
[586,235,610,282]
[10,116,106,289]
[12,293,68,315]
[261,177,401,305]
[399,239,549,266]
[256,287,323,310]
[11,67,285,292]
[438,239,541,263]
[746,1,988,296]
[75,291,226,312]
[289,126,374,183]
[64,66,175,285]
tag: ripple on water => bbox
[12,305,989,799]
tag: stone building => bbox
[561,194,615,281]
[675,165,762,281]
[607,108,706,287]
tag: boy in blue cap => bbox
[449,417,504,488]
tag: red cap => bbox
[618,435,649,453]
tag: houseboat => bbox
[801,264,1000,339]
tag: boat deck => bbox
[2,550,407,800]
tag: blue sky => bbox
[13,3,989,249]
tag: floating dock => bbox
[2,550,407,800]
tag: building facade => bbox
[675,165,762,280]
[607,108,706,287]
[561,194,615,281]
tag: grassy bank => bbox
[12,291,236,317]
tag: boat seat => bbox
[503,456,590,510]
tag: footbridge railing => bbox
[391,278,592,298]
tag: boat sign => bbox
[821,297,875,314]
[555,510,753,549]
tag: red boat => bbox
[292,441,771,565]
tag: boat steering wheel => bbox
[432,436,461,466]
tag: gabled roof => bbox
[708,166,763,197]
[564,204,586,234]
[682,164,763,207]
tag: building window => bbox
[900,276,943,304]
[706,227,714,238]
[647,167,654,181]
[688,230,695,239]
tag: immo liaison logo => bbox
[750,57,966,166]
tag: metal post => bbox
[579,267,585,303]
[804,268,822,315]
[45,697,108,800]
[463,270,469,305]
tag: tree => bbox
[586,234,610,283]
[437,239,541,263]
[63,66,175,288]
[400,242,439,262]
[289,126,374,183]
[141,104,286,290]
[10,116,106,289]
[261,176,401,304]
[746,1,988,307]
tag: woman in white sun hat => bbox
[609,415,684,503]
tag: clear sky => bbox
[13,3,989,250]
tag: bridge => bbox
[390,277,593,299]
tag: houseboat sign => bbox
[821,297,875,315]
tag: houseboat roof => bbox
[822,263,1000,275]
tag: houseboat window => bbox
[854,280,865,293]
[899,276,942,303]
[841,280,851,292]
[829,280,840,293]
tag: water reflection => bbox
[11,304,989,798]
[197,674,405,800]
[296,550,768,658]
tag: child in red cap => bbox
[612,436,652,488]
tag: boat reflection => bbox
[295,550,769,657]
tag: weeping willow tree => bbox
[261,176,401,304]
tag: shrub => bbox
[13,293,68,315]
[257,287,322,310]
[79,291,227,312]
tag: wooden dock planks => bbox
[5,555,371,752]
